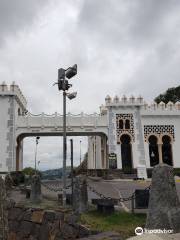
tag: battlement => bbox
[105,95,144,106]
[0,82,27,109]
[105,95,180,111]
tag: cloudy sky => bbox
[1,0,180,170]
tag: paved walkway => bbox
[127,233,180,240]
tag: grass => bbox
[80,210,146,239]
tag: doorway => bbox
[120,134,133,173]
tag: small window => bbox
[125,119,130,129]
[119,119,124,129]
[18,108,21,116]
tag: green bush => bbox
[10,171,25,185]
[174,168,180,177]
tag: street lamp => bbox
[80,140,82,165]
[34,136,40,174]
[57,64,77,207]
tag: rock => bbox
[61,223,79,239]
[146,164,180,232]
[8,207,24,221]
[18,220,35,238]
[43,210,55,223]
[30,174,42,203]
[0,176,8,240]
[73,175,88,214]
[31,210,44,224]
[39,224,49,240]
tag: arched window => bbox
[148,135,159,166]
[162,135,173,166]
[125,119,130,129]
[119,119,124,129]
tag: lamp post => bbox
[70,139,74,207]
[34,136,40,174]
[56,64,77,207]
[80,140,82,165]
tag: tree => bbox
[154,86,180,104]
[22,167,41,177]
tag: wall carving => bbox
[116,114,135,143]
[144,125,175,142]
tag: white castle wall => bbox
[0,82,179,173]
[103,94,180,174]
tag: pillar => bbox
[16,138,23,171]
[158,143,163,164]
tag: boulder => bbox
[146,164,180,232]
[30,175,42,203]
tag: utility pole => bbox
[70,139,74,207]
[56,64,77,207]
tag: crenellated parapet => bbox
[143,101,180,111]
[105,94,144,106]
[0,81,27,110]
[105,95,180,112]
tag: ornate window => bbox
[116,114,135,143]
[125,119,130,129]
[119,119,124,129]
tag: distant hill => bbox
[41,167,71,180]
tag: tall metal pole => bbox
[35,141,37,172]
[80,140,82,165]
[70,139,74,207]
[62,90,67,206]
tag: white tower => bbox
[0,82,27,172]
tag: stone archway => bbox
[120,134,133,173]
[162,135,173,166]
[148,135,159,166]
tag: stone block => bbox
[54,211,64,221]
[39,224,49,240]
[146,164,180,232]
[31,210,44,223]
[23,209,33,221]
[8,207,24,221]
[7,232,17,240]
[61,223,79,239]
[43,210,55,223]
[18,220,35,238]
[8,221,19,232]
[30,175,42,203]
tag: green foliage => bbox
[10,171,25,185]
[83,152,88,161]
[154,86,180,104]
[80,210,146,239]
[22,167,41,177]
[174,168,180,177]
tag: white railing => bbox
[16,112,107,129]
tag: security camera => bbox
[67,92,77,100]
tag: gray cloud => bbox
[0,0,50,46]
[1,0,180,169]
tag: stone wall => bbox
[8,206,89,240]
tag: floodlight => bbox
[65,64,77,79]
[67,92,77,100]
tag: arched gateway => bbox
[0,83,180,179]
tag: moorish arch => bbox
[120,134,133,173]
[148,135,159,166]
[162,135,173,166]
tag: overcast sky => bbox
[0,0,180,170]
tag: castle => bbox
[0,82,180,178]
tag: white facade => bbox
[0,83,180,177]
[88,95,180,178]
